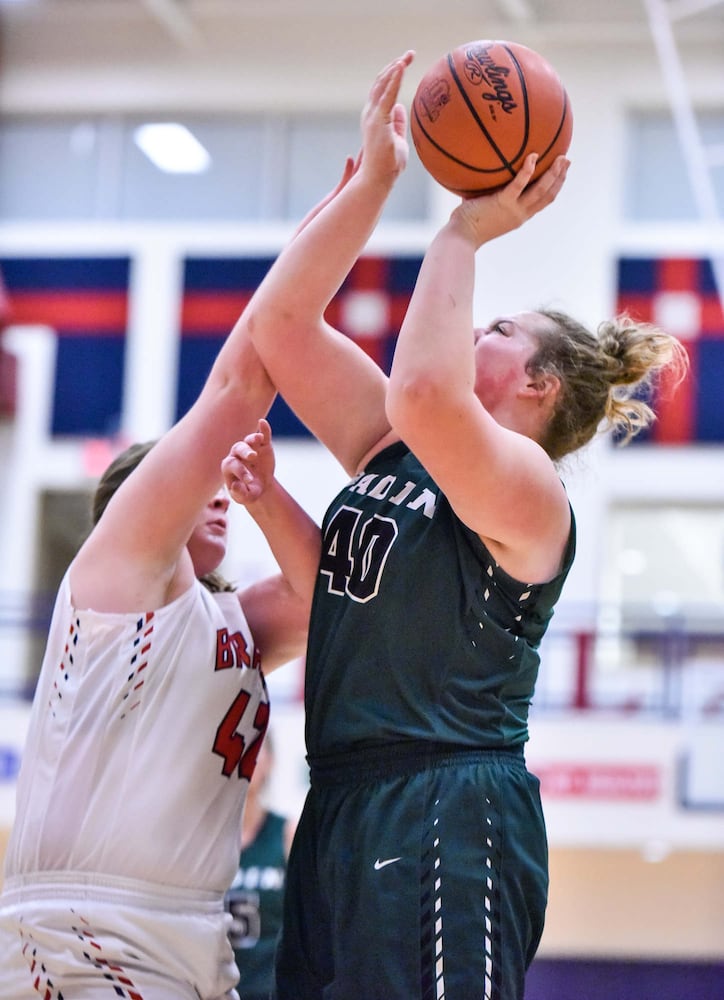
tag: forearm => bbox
[238,171,398,471]
[388,218,478,409]
[247,170,394,346]
[244,480,321,604]
[230,52,413,469]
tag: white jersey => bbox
[4,570,269,896]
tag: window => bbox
[0,113,431,223]
[624,109,724,221]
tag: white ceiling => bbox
[2,0,724,49]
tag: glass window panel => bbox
[0,119,100,220]
[286,115,429,222]
[119,116,272,221]
[624,110,724,221]
[600,503,724,628]
[0,113,431,223]
[593,502,724,714]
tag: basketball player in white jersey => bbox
[0,298,320,995]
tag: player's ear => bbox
[519,373,560,403]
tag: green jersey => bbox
[305,441,575,756]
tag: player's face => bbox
[472,311,549,412]
[187,487,230,577]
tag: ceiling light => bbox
[133,123,211,174]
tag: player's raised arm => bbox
[243,51,415,475]
[70,285,277,614]
[222,420,321,671]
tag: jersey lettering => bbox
[348,470,437,517]
[215,627,252,671]
[319,506,361,595]
[319,505,398,604]
[212,628,267,778]
[213,691,269,779]
[406,488,437,518]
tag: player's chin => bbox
[188,534,227,577]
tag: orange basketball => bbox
[410,39,573,197]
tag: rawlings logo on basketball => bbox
[465,46,518,114]
[418,77,451,123]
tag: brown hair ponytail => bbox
[530,310,689,460]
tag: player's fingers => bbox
[257,417,272,443]
[377,52,414,114]
[230,441,258,466]
[367,59,396,106]
[504,153,538,200]
[370,51,414,113]
[522,156,569,211]
[392,103,408,139]
[227,479,250,503]
[221,446,243,472]
[220,456,245,490]
[532,154,569,191]
[373,50,413,91]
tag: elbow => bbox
[245,301,320,371]
[218,345,275,405]
[246,288,314,338]
[386,373,446,438]
[245,301,290,350]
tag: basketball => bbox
[410,39,573,197]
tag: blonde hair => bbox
[530,310,689,461]
[91,440,235,593]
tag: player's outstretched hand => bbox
[291,50,414,240]
[221,418,276,506]
[450,153,570,248]
[358,50,415,187]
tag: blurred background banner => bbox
[0,256,130,436]
[616,255,724,443]
[177,254,424,435]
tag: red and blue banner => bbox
[178,254,423,436]
[616,256,724,443]
[0,257,130,437]
[3,252,720,446]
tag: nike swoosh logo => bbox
[374,856,402,870]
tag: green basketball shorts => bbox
[273,741,548,1000]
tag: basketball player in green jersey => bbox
[229,51,687,1000]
